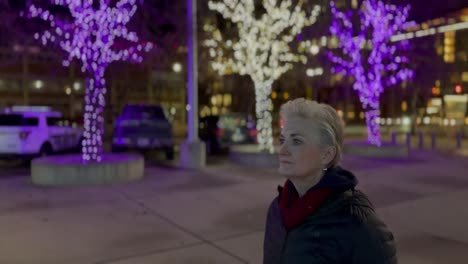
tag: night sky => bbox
[389,0,467,22]
[4,0,468,22]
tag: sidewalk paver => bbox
[1,151,468,264]
[105,244,245,264]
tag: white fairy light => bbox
[206,0,320,153]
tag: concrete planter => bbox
[344,141,409,158]
[31,154,144,186]
[229,144,279,168]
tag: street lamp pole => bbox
[179,0,206,168]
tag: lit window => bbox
[401,101,407,112]
[34,80,44,89]
[223,94,232,106]
[73,81,81,91]
[271,91,277,99]
[444,31,456,63]
[211,106,219,115]
[462,72,468,82]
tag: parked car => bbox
[0,106,83,159]
[199,113,257,154]
[112,104,174,160]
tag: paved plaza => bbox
[1,150,468,263]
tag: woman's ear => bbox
[321,146,336,167]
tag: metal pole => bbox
[179,0,205,168]
[418,131,424,149]
[187,0,198,142]
[406,132,411,149]
[456,131,462,149]
[391,131,397,145]
[431,131,436,150]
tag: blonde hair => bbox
[280,98,344,167]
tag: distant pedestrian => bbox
[263,98,397,264]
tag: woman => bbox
[263,98,396,264]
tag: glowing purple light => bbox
[329,0,413,146]
[27,0,153,163]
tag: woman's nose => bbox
[279,143,289,155]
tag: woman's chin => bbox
[278,167,295,177]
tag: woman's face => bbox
[278,116,325,179]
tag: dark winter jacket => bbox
[263,166,397,264]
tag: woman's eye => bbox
[293,139,302,144]
[279,138,285,144]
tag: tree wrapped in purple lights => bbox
[328,0,413,146]
[26,0,153,163]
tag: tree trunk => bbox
[254,80,274,153]
[82,69,106,163]
[364,108,381,146]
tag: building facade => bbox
[198,0,468,136]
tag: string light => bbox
[206,0,320,153]
[329,0,413,146]
[392,21,468,42]
[27,0,153,163]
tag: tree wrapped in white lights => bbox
[206,0,320,153]
[26,0,153,163]
[328,0,413,146]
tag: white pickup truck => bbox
[0,106,83,159]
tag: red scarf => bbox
[278,180,333,230]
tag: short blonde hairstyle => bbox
[279,98,344,167]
